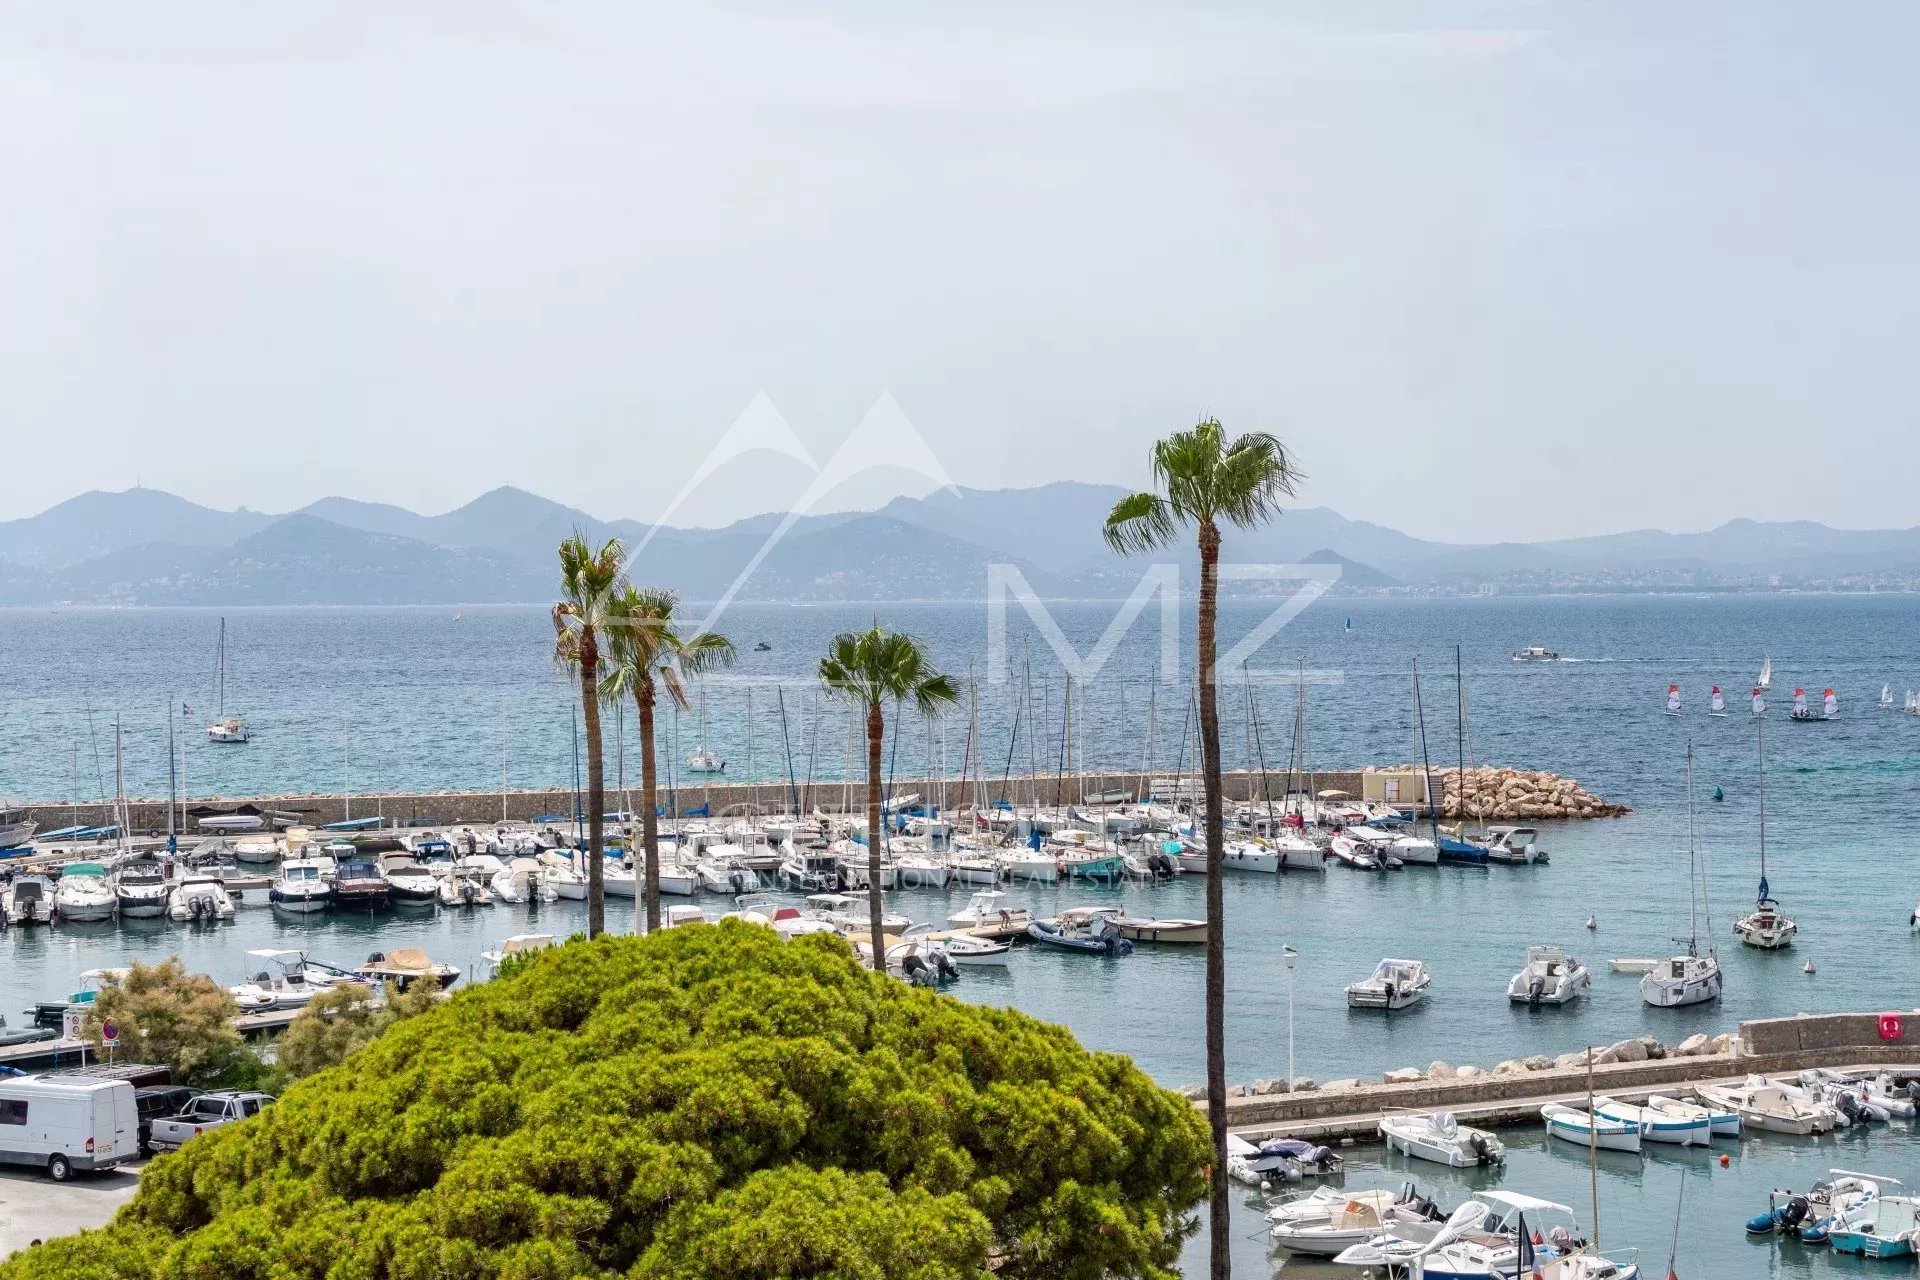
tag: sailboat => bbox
[1789,687,1813,722]
[1641,742,1723,1008]
[1709,686,1728,717]
[1758,655,1772,690]
[1882,684,1895,710]
[1907,690,1920,717]
[1735,719,1796,949]
[1665,684,1682,716]
[1824,688,1839,720]
[1751,686,1768,716]
[207,617,250,743]
[684,686,725,773]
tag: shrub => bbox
[81,958,244,1085]
[3,924,1207,1280]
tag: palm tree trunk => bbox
[1196,520,1229,1280]
[865,699,886,968]
[580,638,606,939]
[636,683,660,933]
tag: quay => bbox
[1222,1010,1920,1142]
[7,764,1622,844]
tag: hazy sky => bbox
[6,1,1917,542]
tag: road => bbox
[0,1161,141,1258]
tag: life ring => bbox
[1881,1013,1904,1042]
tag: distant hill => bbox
[5,484,1920,604]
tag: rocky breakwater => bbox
[1372,765,1629,820]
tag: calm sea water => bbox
[6,595,1920,1277]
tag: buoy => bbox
[1259,1179,1272,1193]
[1585,915,1597,931]
[1804,961,1816,975]
[1720,1153,1730,1168]
[1713,786,1724,802]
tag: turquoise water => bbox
[6,595,1920,1277]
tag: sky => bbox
[4,1,1918,542]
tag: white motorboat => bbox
[1763,1074,1852,1128]
[806,892,907,936]
[231,835,283,866]
[943,890,1023,930]
[490,864,557,905]
[383,862,441,905]
[1332,1191,1588,1275]
[539,861,587,901]
[1484,826,1546,865]
[1269,1184,1445,1256]
[660,904,714,928]
[2,873,55,926]
[269,858,334,913]
[936,934,1012,966]
[0,803,37,851]
[999,849,1061,883]
[1378,1112,1505,1166]
[229,948,339,1010]
[1327,834,1382,870]
[1347,958,1431,1011]
[112,861,173,919]
[1642,1093,1740,1137]
[1695,1077,1833,1135]
[1592,1096,1710,1146]
[695,848,761,895]
[479,933,557,975]
[1220,839,1282,873]
[167,874,236,922]
[439,868,494,907]
[1643,743,1722,1008]
[52,863,117,922]
[1513,646,1561,661]
[1112,914,1207,944]
[1506,945,1590,1005]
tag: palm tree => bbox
[1103,417,1300,1280]
[602,585,735,933]
[553,531,627,938]
[818,626,958,962]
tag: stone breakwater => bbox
[1370,765,1630,819]
[1186,1031,1734,1101]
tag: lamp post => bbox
[1283,945,1297,1085]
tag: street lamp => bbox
[1283,945,1297,1086]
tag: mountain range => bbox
[3,484,1920,606]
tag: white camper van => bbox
[0,1075,138,1179]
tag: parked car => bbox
[133,1085,201,1155]
[145,1090,274,1153]
[0,1074,139,1179]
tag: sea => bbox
[5,593,1920,1277]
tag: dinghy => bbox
[1225,1133,1343,1188]
[1643,1093,1739,1137]
[1665,684,1682,716]
[1709,686,1728,716]
[1593,1096,1709,1145]
[1027,906,1133,956]
[1748,1170,1889,1244]
[1752,686,1767,716]
[1882,683,1896,710]
[1542,1102,1642,1152]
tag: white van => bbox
[0,1075,138,1179]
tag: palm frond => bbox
[1103,491,1178,555]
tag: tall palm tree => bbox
[602,585,735,933]
[553,531,627,939]
[1104,418,1300,1280]
[818,626,958,962]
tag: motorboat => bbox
[1332,1191,1591,1276]
[1513,646,1561,661]
[1270,832,1328,872]
[358,946,460,991]
[1269,1184,1441,1256]
[1327,834,1382,870]
[113,861,173,919]
[1829,1195,1920,1259]
[947,890,1030,931]
[1764,1073,1855,1128]
[1112,914,1207,944]
[229,949,339,1010]
[269,857,333,913]
[1749,1171,1892,1245]
[1696,1077,1834,1135]
[1798,1070,1897,1126]
[806,892,907,935]
[1028,906,1133,956]
[2,873,55,926]
[490,863,557,904]
[1378,1112,1505,1167]
[231,834,283,866]
[999,848,1061,883]
[439,868,494,907]
[660,904,713,928]
[695,849,760,895]
[330,859,391,912]
[383,862,441,905]
[1484,826,1546,865]
[935,933,1012,966]
[1348,825,1438,866]
[1506,946,1590,1005]
[52,863,117,922]
[1641,1093,1739,1138]
[0,803,37,851]
[538,859,588,901]
[1222,1133,1345,1187]
[167,874,235,922]
[779,847,844,893]
[479,933,557,975]
[1592,1096,1710,1146]
[1346,958,1431,1011]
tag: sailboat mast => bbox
[167,703,177,840]
[1586,1046,1601,1253]
[1685,742,1697,947]
[1455,645,1465,828]
[1757,717,1768,888]
[217,617,225,718]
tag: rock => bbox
[1675,1033,1712,1057]
[1178,1084,1206,1100]
[1493,1060,1525,1076]
[1427,1061,1456,1080]
[1251,1077,1291,1096]
[1384,1068,1425,1085]
[1321,1078,1363,1091]
[1555,1052,1587,1070]
[1522,1054,1554,1071]
[1455,1065,1484,1080]
[1638,1035,1667,1060]
[1609,1038,1649,1064]
[1710,1033,1735,1056]
[1291,1076,1317,1092]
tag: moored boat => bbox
[1112,914,1206,944]
[1592,1095,1710,1146]
[1378,1111,1504,1166]
[1506,945,1590,1005]
[1028,906,1133,956]
[1542,1102,1642,1152]
[1347,958,1431,1011]
[52,863,117,922]
[167,874,235,922]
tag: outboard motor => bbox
[1749,1195,1813,1236]
[730,869,757,894]
[1836,1093,1871,1126]
[929,949,959,983]
[1527,977,1546,1007]
[901,952,939,988]
[1468,1132,1499,1166]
